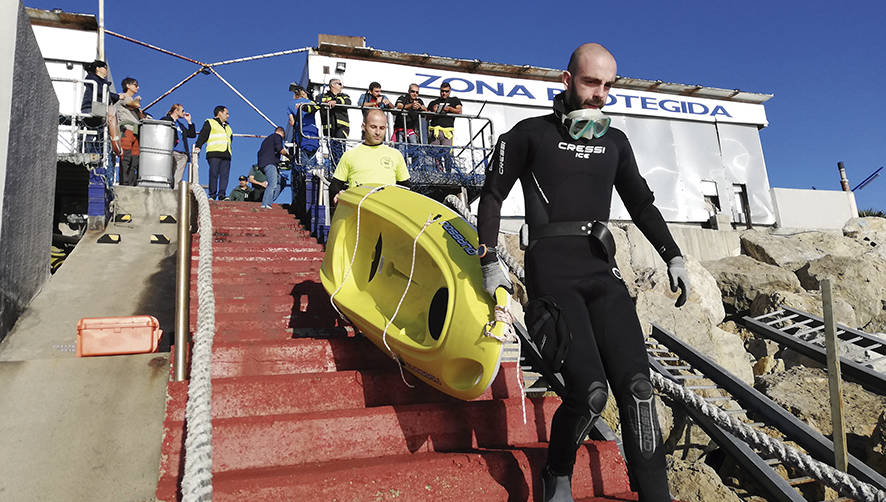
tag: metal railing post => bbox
[174,179,192,381]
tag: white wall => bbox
[771,187,858,230]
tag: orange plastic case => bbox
[76,315,162,357]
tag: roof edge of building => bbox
[315,42,773,104]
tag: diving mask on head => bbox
[561,108,611,140]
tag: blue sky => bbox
[29,0,886,211]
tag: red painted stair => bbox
[156,200,635,501]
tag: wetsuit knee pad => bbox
[626,374,659,459]
[567,382,607,446]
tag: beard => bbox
[566,87,605,112]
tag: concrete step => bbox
[190,261,322,275]
[156,443,630,502]
[194,313,347,334]
[194,232,314,243]
[191,243,324,254]
[188,270,320,284]
[159,396,561,478]
[189,294,331,316]
[164,363,524,422]
[190,251,325,263]
[209,337,390,378]
[191,280,319,297]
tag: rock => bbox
[867,411,886,476]
[666,455,743,502]
[636,269,754,385]
[625,224,663,271]
[635,257,725,327]
[702,255,803,313]
[741,229,866,271]
[793,254,886,332]
[721,320,780,359]
[757,367,886,451]
[843,217,886,260]
[752,355,784,376]
[749,290,858,329]
[611,225,638,298]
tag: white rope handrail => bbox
[180,184,216,502]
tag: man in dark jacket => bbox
[320,78,351,167]
[256,126,290,208]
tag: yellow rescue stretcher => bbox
[320,184,509,400]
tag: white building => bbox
[298,35,776,229]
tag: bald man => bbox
[477,43,689,501]
[328,109,411,204]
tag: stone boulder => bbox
[843,217,886,260]
[611,225,639,298]
[741,229,866,271]
[867,411,886,476]
[793,254,886,332]
[635,260,753,385]
[666,456,743,502]
[757,367,886,458]
[702,255,803,313]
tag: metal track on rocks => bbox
[648,323,886,502]
[741,307,886,395]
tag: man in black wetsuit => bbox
[477,43,691,502]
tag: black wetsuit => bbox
[477,95,679,501]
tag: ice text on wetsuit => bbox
[558,142,606,159]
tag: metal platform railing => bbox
[289,102,494,187]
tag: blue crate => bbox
[319,225,330,244]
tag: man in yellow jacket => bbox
[194,105,233,200]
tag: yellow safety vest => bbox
[206,119,232,154]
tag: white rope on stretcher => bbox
[327,184,425,388]
[484,301,526,424]
[328,184,395,320]
[379,212,440,388]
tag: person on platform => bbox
[357,81,394,115]
[81,60,118,126]
[161,103,197,187]
[287,84,320,167]
[115,77,144,186]
[320,78,351,167]
[393,83,426,145]
[256,126,290,209]
[328,109,410,205]
[476,43,691,502]
[194,105,233,200]
[426,81,462,172]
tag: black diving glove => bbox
[667,256,690,307]
[481,260,512,300]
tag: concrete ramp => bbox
[0,185,179,500]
